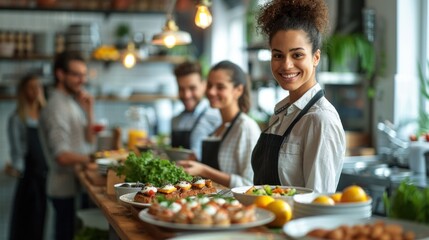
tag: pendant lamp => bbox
[152,0,192,48]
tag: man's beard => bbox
[64,80,80,96]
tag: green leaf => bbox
[116,151,192,187]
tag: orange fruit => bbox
[312,195,335,205]
[330,192,343,203]
[340,185,368,203]
[254,195,275,209]
[265,199,292,227]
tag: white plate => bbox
[283,215,429,239]
[119,189,223,208]
[138,208,275,231]
[119,192,151,208]
[169,232,284,240]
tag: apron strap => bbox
[282,90,324,137]
[190,107,208,131]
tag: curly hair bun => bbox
[257,0,329,38]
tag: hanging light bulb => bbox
[152,0,192,48]
[122,42,137,69]
[195,0,212,29]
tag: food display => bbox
[147,195,257,226]
[307,220,416,240]
[92,148,129,160]
[245,185,298,197]
[231,185,313,206]
[133,178,217,204]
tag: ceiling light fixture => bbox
[152,0,192,49]
[195,0,212,29]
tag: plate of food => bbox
[283,215,429,239]
[231,185,314,206]
[138,196,275,231]
[119,178,218,208]
[120,192,151,208]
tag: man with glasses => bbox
[39,51,94,240]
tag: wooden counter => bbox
[76,164,284,240]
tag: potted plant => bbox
[115,23,131,49]
[324,33,376,78]
[418,61,429,135]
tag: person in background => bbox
[171,60,221,160]
[177,60,261,187]
[251,0,346,193]
[7,74,47,240]
[39,51,95,240]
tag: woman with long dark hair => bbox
[177,60,261,187]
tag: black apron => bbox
[201,112,241,170]
[171,108,207,149]
[251,90,324,185]
[9,125,48,240]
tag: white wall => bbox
[368,0,423,142]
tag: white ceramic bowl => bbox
[164,148,194,161]
[292,193,373,219]
[96,158,117,175]
[114,182,144,200]
[231,185,314,207]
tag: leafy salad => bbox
[245,185,297,197]
[115,151,193,187]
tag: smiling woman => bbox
[251,0,346,194]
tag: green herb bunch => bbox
[115,151,192,187]
[383,180,429,224]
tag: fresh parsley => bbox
[115,151,192,187]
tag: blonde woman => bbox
[7,74,47,240]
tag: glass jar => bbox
[125,106,149,150]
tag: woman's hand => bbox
[176,160,207,176]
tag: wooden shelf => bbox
[0,6,164,15]
[96,94,178,102]
[0,55,186,65]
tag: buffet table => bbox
[75,164,282,240]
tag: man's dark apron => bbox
[201,112,241,170]
[9,125,48,240]
[251,90,324,185]
[171,108,207,149]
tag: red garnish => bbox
[146,190,156,197]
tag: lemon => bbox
[265,199,292,227]
[330,192,343,203]
[254,195,275,209]
[312,195,335,205]
[340,185,368,203]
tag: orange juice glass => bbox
[127,129,147,149]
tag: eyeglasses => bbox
[65,69,87,79]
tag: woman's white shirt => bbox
[266,84,346,193]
